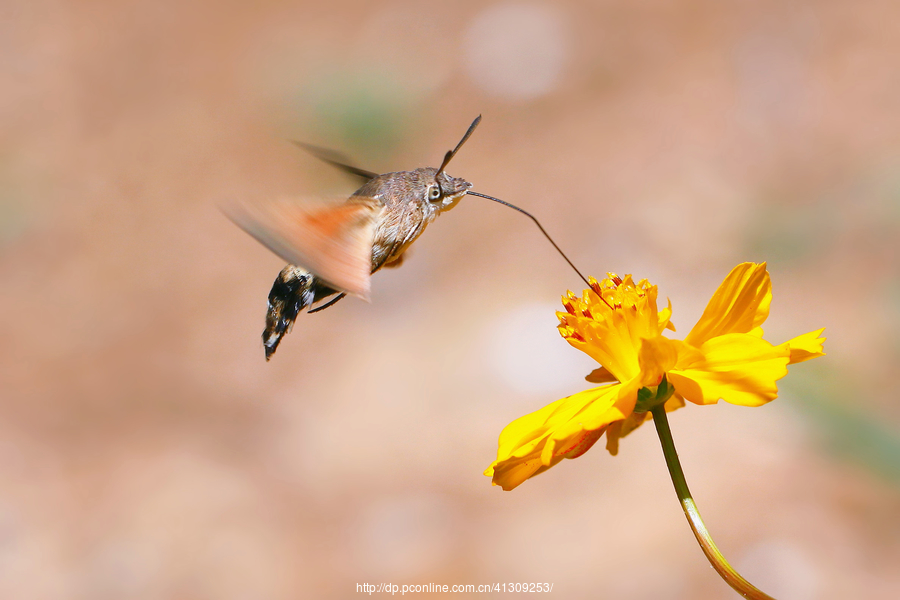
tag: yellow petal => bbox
[483,456,553,491]
[659,298,676,332]
[606,391,687,455]
[637,336,681,387]
[492,386,615,462]
[777,328,826,365]
[665,393,686,412]
[604,420,623,455]
[605,410,650,455]
[668,333,790,407]
[486,383,638,490]
[585,366,618,384]
[685,263,772,348]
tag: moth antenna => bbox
[466,191,593,291]
[436,115,482,176]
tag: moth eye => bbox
[428,185,442,201]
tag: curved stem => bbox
[650,405,776,600]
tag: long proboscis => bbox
[466,191,592,290]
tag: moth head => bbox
[424,114,481,212]
[425,169,472,212]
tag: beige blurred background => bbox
[2,0,899,598]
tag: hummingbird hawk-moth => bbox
[227,116,483,360]
[227,115,588,360]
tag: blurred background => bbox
[1,0,899,598]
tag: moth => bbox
[227,116,587,360]
[227,116,483,360]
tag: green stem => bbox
[650,405,776,600]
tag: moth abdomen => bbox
[263,265,341,360]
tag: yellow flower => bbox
[485,263,825,491]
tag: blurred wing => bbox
[291,141,379,183]
[224,196,384,300]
